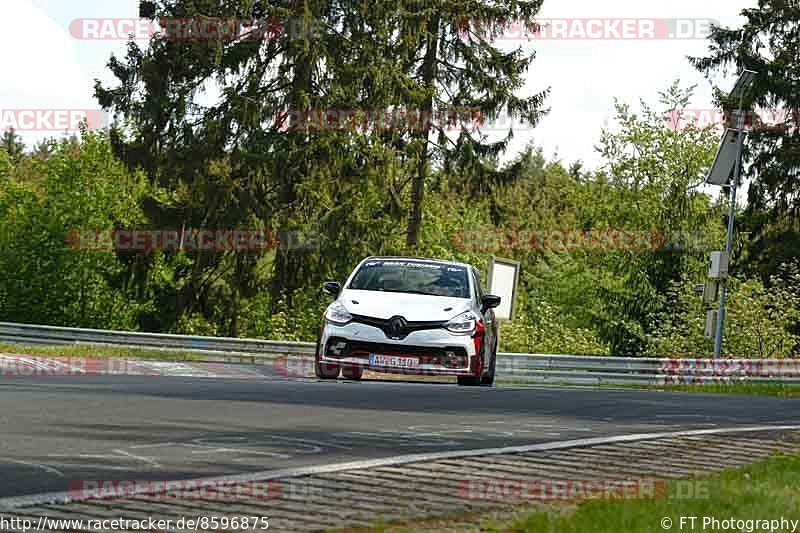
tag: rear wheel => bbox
[341,365,364,380]
[458,341,494,387]
[480,346,496,386]
[457,375,481,386]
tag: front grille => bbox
[325,337,468,366]
[350,314,445,340]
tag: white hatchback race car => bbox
[316,257,501,386]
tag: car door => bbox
[472,267,495,366]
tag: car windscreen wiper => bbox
[388,289,438,296]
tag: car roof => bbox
[364,256,474,270]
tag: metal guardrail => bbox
[0,322,313,357]
[0,321,798,385]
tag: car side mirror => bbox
[323,281,342,297]
[481,294,501,312]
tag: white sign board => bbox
[486,257,520,322]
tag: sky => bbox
[2,0,753,170]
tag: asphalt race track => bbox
[2,367,799,500]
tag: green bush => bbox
[646,269,800,358]
[500,296,609,355]
[0,132,149,330]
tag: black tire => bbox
[314,341,340,379]
[341,366,364,380]
[315,358,340,379]
[480,348,496,386]
[457,375,482,386]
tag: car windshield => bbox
[348,260,470,299]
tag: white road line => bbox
[0,459,64,477]
[112,449,162,469]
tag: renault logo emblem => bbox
[388,316,407,338]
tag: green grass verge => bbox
[353,452,800,532]
[498,380,800,398]
[489,452,800,533]
[496,380,800,398]
[0,342,204,361]
[639,382,800,398]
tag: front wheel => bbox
[314,343,340,379]
[315,359,340,379]
[341,365,363,380]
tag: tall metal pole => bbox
[713,112,744,359]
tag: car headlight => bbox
[325,301,352,325]
[445,311,477,334]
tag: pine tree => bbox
[95,0,410,319]
[395,1,549,246]
[1,128,25,161]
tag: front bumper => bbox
[319,321,483,377]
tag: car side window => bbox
[472,268,484,302]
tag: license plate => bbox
[369,354,421,369]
